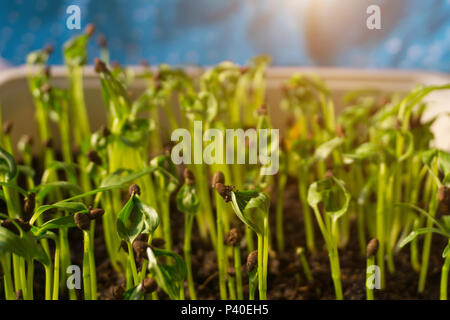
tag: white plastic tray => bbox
[0,66,449,151]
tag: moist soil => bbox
[26,176,447,300]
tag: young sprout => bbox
[307,173,350,300]
[215,182,270,300]
[75,208,104,300]
[212,171,228,299]
[225,227,244,299]
[296,247,313,283]
[176,168,200,300]
[366,238,379,300]
[246,250,258,300]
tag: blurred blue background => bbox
[0,0,449,71]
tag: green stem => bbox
[82,231,91,300]
[1,255,15,300]
[366,255,375,300]
[299,170,315,252]
[89,222,97,300]
[215,193,227,299]
[276,172,287,252]
[234,246,244,300]
[418,160,439,293]
[127,242,139,286]
[376,161,386,289]
[26,259,34,300]
[184,213,197,300]
[52,243,60,300]
[440,243,450,300]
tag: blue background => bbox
[0,0,449,71]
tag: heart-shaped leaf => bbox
[176,184,200,216]
[146,247,186,300]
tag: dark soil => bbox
[22,176,447,300]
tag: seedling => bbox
[215,183,270,300]
[307,173,350,300]
[366,238,379,300]
[176,169,200,299]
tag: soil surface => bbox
[26,176,447,300]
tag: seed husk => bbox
[438,186,449,203]
[87,150,102,166]
[94,58,108,74]
[44,138,53,148]
[212,171,225,187]
[184,168,195,185]
[2,120,13,135]
[225,228,240,247]
[22,135,33,147]
[89,208,105,220]
[100,124,111,138]
[336,124,345,137]
[324,170,334,179]
[135,233,149,243]
[43,44,53,55]
[366,238,379,258]
[129,184,141,197]
[132,240,149,258]
[84,23,96,37]
[43,66,51,78]
[74,212,91,231]
[247,250,258,272]
[111,285,125,300]
[97,34,107,48]
[214,183,234,202]
[142,278,158,294]
[257,104,267,116]
[41,83,51,93]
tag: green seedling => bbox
[215,183,270,300]
[176,168,200,300]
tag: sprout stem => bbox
[234,246,244,300]
[440,241,450,300]
[184,213,197,300]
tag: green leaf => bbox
[120,118,154,147]
[438,150,450,185]
[117,195,159,242]
[30,202,88,225]
[147,247,186,300]
[137,200,159,236]
[0,182,28,196]
[150,156,179,194]
[230,190,269,235]
[176,184,200,216]
[42,161,78,184]
[0,226,50,266]
[124,284,144,300]
[116,195,143,243]
[443,242,450,258]
[32,215,77,236]
[395,203,448,234]
[248,267,258,298]
[313,137,344,162]
[0,146,17,181]
[344,142,380,161]
[307,176,350,221]
[399,228,443,248]
[63,34,88,67]
[100,167,156,188]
